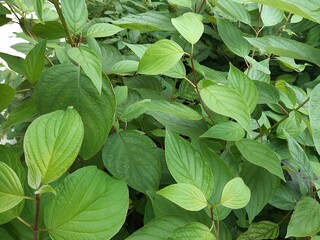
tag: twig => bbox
[33,194,41,240]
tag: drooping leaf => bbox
[32,21,66,39]
[34,64,116,160]
[0,84,15,112]
[217,0,251,24]
[45,166,128,240]
[0,52,25,75]
[310,83,320,155]
[165,130,214,198]
[236,139,285,180]
[138,39,184,75]
[200,121,245,141]
[68,46,102,94]
[157,183,208,211]
[237,221,279,240]
[61,0,88,34]
[168,222,216,240]
[24,108,84,189]
[87,23,123,38]
[102,131,161,192]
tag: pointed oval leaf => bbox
[168,222,216,240]
[220,177,251,209]
[217,0,251,24]
[157,183,208,211]
[24,108,84,189]
[200,84,251,133]
[310,83,320,155]
[68,46,102,94]
[237,221,279,240]
[45,166,128,240]
[171,12,204,45]
[25,40,46,84]
[168,0,192,8]
[138,39,184,75]
[163,60,186,79]
[0,84,15,112]
[61,0,88,34]
[236,139,285,180]
[200,122,245,141]
[254,81,280,104]
[0,162,24,213]
[87,23,123,38]
[261,5,284,26]
[102,131,161,192]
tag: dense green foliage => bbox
[1,0,320,239]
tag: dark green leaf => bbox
[25,40,46,84]
[237,221,279,240]
[0,84,15,112]
[0,52,25,75]
[32,21,66,39]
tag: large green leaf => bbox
[24,108,84,189]
[168,0,192,8]
[0,52,25,75]
[310,83,320,155]
[171,12,204,45]
[0,84,15,112]
[260,6,284,27]
[165,130,214,198]
[157,183,208,211]
[34,64,116,159]
[102,130,161,192]
[32,21,66,40]
[68,46,102,94]
[286,196,320,237]
[200,84,251,133]
[200,122,245,141]
[87,23,123,38]
[61,0,88,34]
[45,166,128,240]
[236,139,285,180]
[168,222,216,240]
[254,81,280,104]
[0,162,24,213]
[228,63,258,113]
[25,40,46,84]
[245,36,320,65]
[237,221,279,240]
[138,39,184,75]
[217,0,251,24]
[220,177,251,209]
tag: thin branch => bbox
[17,216,33,229]
[33,194,41,240]
[198,0,206,13]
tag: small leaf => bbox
[217,0,251,24]
[87,23,123,38]
[163,60,186,79]
[254,81,280,104]
[138,39,184,75]
[168,222,216,240]
[310,83,320,155]
[237,221,279,240]
[61,0,88,34]
[0,53,25,75]
[0,162,24,213]
[25,40,46,84]
[200,122,245,141]
[157,183,208,211]
[35,185,56,196]
[68,46,102,94]
[32,21,66,40]
[31,0,45,23]
[168,0,192,8]
[171,12,204,45]
[261,5,284,26]
[0,84,15,112]
[220,177,251,209]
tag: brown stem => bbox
[198,0,206,13]
[33,194,41,240]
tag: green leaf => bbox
[32,21,66,40]
[61,0,88,34]
[310,83,320,155]
[254,81,280,104]
[0,84,15,112]
[261,5,284,26]
[110,60,138,75]
[200,122,245,141]
[199,84,252,133]
[168,0,192,8]
[217,0,251,24]
[217,19,250,57]
[87,23,123,38]
[237,221,279,240]
[138,39,184,75]
[0,227,14,240]
[34,64,116,160]
[220,177,251,209]
[124,42,150,58]
[171,12,204,45]
[0,53,25,75]
[127,215,191,240]
[286,196,320,237]
[0,162,24,213]
[157,183,208,211]
[241,163,280,222]
[228,63,258,113]
[165,130,214,198]
[102,131,161,192]
[25,40,46,84]
[45,166,128,240]
[245,36,320,65]
[68,46,102,94]
[236,139,285,180]
[163,60,186,79]
[24,108,84,189]
[168,222,216,240]
[31,0,45,23]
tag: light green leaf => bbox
[217,0,251,24]
[25,40,46,84]
[31,0,45,23]
[0,162,24,213]
[165,130,214,198]
[220,177,251,209]
[68,46,102,94]
[276,57,307,72]
[0,84,15,112]
[228,63,258,113]
[87,23,123,38]
[286,196,320,237]
[217,19,250,57]
[245,36,320,65]
[200,84,252,133]
[163,60,186,79]
[102,131,161,192]
[24,108,84,189]
[261,5,284,26]
[123,42,150,58]
[310,83,320,155]
[171,12,204,45]
[237,221,279,240]
[157,183,208,211]
[168,0,192,8]
[236,139,285,180]
[138,39,184,75]
[168,222,216,240]
[61,0,88,34]
[109,60,138,75]
[45,166,128,240]
[200,122,245,141]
